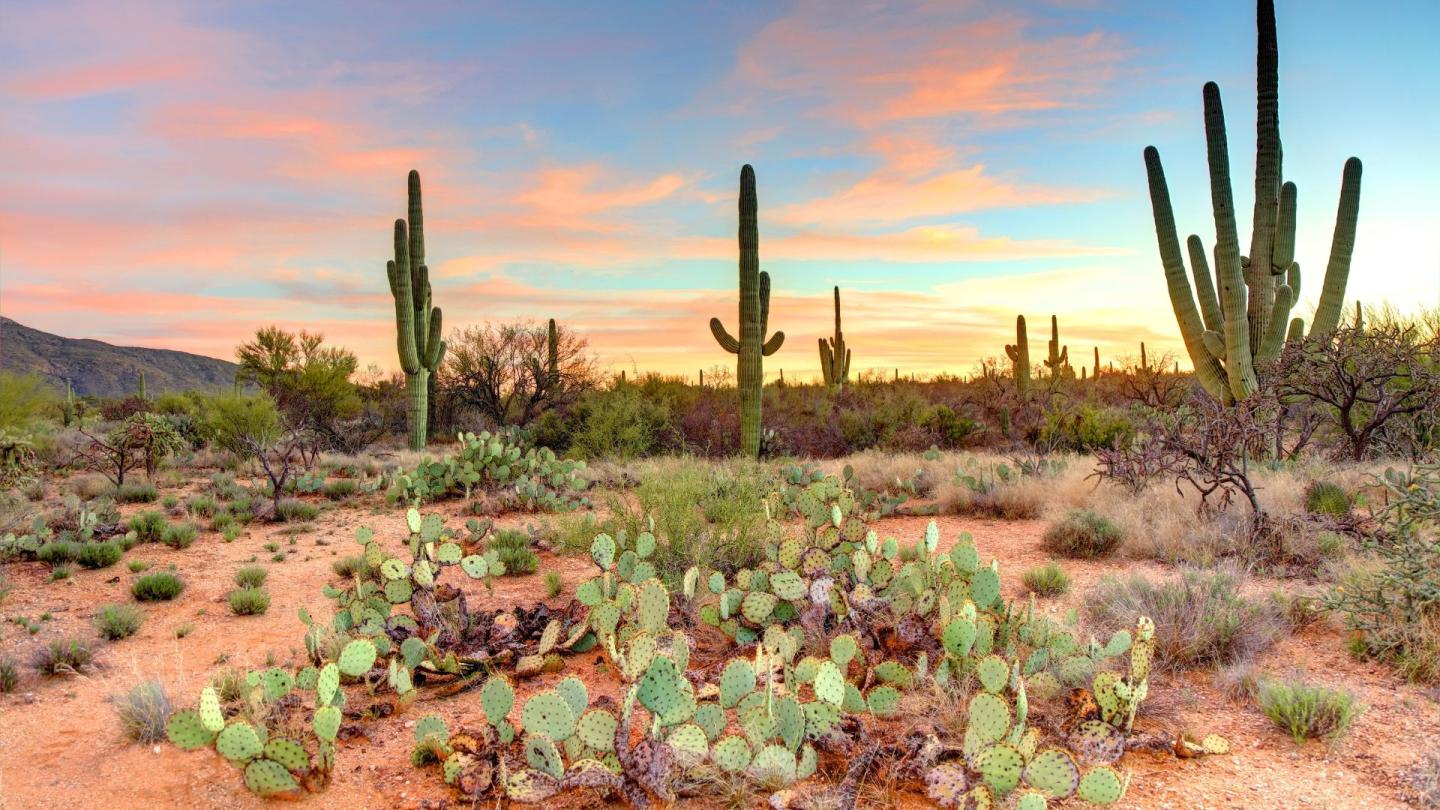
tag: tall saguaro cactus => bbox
[386,170,446,451]
[710,164,784,457]
[1005,315,1031,395]
[546,318,559,384]
[1143,0,1361,402]
[1044,315,1069,379]
[818,286,851,388]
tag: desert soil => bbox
[1,491,1436,809]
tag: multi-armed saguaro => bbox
[710,165,784,457]
[818,286,851,388]
[386,170,446,451]
[1044,315,1069,379]
[1144,0,1361,402]
[1005,315,1030,395]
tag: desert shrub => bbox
[75,541,123,569]
[132,571,184,601]
[127,560,150,573]
[95,603,144,640]
[228,587,271,615]
[36,540,81,565]
[322,478,358,500]
[233,565,268,588]
[161,494,179,509]
[129,510,167,543]
[50,564,72,581]
[331,555,371,579]
[920,404,981,448]
[33,637,94,676]
[1085,568,1289,672]
[568,385,671,460]
[210,510,235,532]
[113,481,160,504]
[210,667,249,703]
[1021,562,1070,597]
[544,570,564,598]
[0,656,18,693]
[1039,404,1135,452]
[161,522,198,549]
[276,498,319,522]
[186,495,217,518]
[1304,481,1352,517]
[0,371,58,432]
[489,530,538,575]
[67,473,115,500]
[1213,660,1260,701]
[112,680,173,743]
[1256,677,1362,743]
[1043,509,1123,558]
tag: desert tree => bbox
[234,326,374,452]
[77,414,185,486]
[202,393,306,518]
[441,320,598,427]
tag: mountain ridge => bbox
[0,317,239,396]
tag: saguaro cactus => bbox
[386,170,446,451]
[1143,0,1361,402]
[137,371,147,401]
[1044,315,1069,379]
[546,319,559,384]
[710,164,784,457]
[1093,346,1101,380]
[818,286,851,388]
[1005,315,1031,395]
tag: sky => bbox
[2,0,1437,382]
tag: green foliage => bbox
[129,510,167,542]
[1039,405,1134,452]
[1042,510,1123,558]
[96,603,144,640]
[133,571,185,601]
[544,570,564,598]
[0,371,58,432]
[1303,481,1352,517]
[36,540,81,565]
[187,495,218,518]
[276,498,319,522]
[113,680,174,743]
[1256,677,1362,743]
[114,481,160,503]
[394,429,587,509]
[1022,562,1071,597]
[569,385,671,460]
[33,637,93,675]
[228,587,271,616]
[162,522,199,550]
[0,656,18,693]
[202,393,283,456]
[75,540,123,569]
[234,566,268,588]
[322,478,358,500]
[489,529,538,575]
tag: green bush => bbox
[1021,562,1070,597]
[132,571,184,601]
[1039,404,1135,452]
[276,498,319,522]
[95,603,144,640]
[113,481,160,504]
[322,479,358,500]
[36,541,81,565]
[49,564,72,581]
[1042,509,1123,558]
[75,541,123,569]
[161,522,198,549]
[186,495,217,518]
[129,511,167,543]
[32,637,93,675]
[233,565,268,588]
[1256,677,1362,743]
[228,587,270,615]
[1304,481,1352,517]
[489,530,538,576]
[544,570,564,598]
[569,386,671,460]
[331,555,371,579]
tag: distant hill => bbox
[0,317,239,397]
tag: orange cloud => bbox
[515,165,685,217]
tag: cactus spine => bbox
[386,170,446,451]
[818,286,850,388]
[1005,315,1030,395]
[1044,315,1069,379]
[710,165,784,457]
[1144,0,1361,402]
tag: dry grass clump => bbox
[1256,676,1363,743]
[112,679,173,743]
[841,450,950,498]
[1042,509,1123,558]
[1021,562,1070,597]
[1084,567,1289,673]
[935,476,1046,519]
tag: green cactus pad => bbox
[977,655,1009,693]
[316,663,340,706]
[867,685,902,716]
[525,733,565,778]
[711,735,753,773]
[636,579,670,634]
[667,723,710,767]
[216,722,263,763]
[925,763,969,808]
[1023,748,1080,798]
[803,700,842,737]
[414,714,448,744]
[637,655,686,718]
[971,567,1001,609]
[749,744,798,786]
[968,692,1011,744]
[797,743,818,780]
[828,635,859,669]
[770,571,806,601]
[337,639,378,677]
[522,690,577,742]
[843,682,867,713]
[590,534,616,570]
[634,531,657,559]
[384,578,413,604]
[589,602,621,637]
[814,660,845,706]
[244,758,300,796]
[263,738,309,772]
[554,675,588,718]
[1076,766,1127,804]
[694,703,727,741]
[459,554,489,579]
[165,709,217,751]
[1015,789,1048,810]
[313,706,341,742]
[198,686,225,733]
[708,571,726,594]
[719,658,756,708]
[576,708,618,752]
[1058,655,1095,687]
[978,743,1025,795]
[775,695,805,750]
[872,660,912,688]
[380,558,410,580]
[943,617,978,658]
[436,542,462,564]
[740,590,778,624]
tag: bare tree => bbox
[441,320,598,427]
[1273,323,1440,461]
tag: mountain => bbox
[0,317,239,397]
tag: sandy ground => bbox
[1,490,1437,809]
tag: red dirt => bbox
[1,495,1436,809]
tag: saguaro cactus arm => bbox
[1309,157,1363,337]
[1004,314,1031,395]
